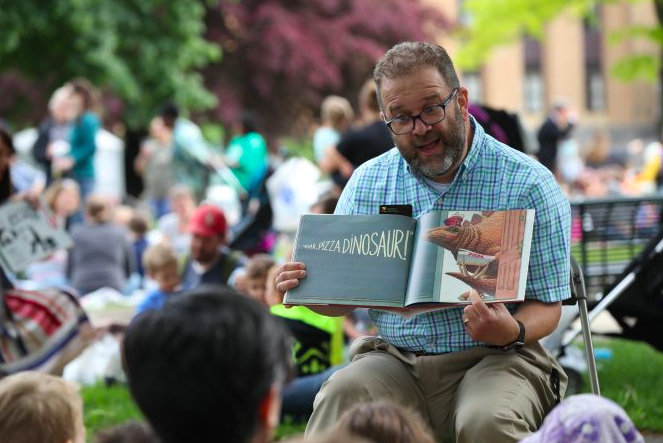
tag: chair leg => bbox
[578,297,601,396]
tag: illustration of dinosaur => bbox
[425,211,505,297]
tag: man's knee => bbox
[455,400,532,443]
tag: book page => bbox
[285,214,417,308]
[427,209,534,304]
[403,210,448,305]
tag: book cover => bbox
[285,209,534,309]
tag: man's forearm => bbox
[513,300,562,343]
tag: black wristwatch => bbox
[498,320,525,352]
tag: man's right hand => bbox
[274,261,307,302]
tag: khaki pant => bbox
[306,336,567,443]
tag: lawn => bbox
[581,338,663,432]
[81,337,663,441]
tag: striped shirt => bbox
[335,116,571,354]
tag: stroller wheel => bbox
[562,366,584,396]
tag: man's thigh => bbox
[305,337,428,436]
[454,343,566,443]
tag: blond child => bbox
[0,371,86,443]
[136,243,181,315]
[243,254,275,306]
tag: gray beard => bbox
[401,115,466,180]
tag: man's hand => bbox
[274,261,307,301]
[462,290,520,346]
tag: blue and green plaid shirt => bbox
[335,116,571,354]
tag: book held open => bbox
[285,209,535,310]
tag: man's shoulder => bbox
[480,136,553,181]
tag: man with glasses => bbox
[276,41,571,443]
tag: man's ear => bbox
[258,384,282,431]
[457,87,470,120]
[380,111,386,121]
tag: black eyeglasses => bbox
[384,88,459,135]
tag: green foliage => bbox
[81,383,142,438]
[456,0,597,70]
[611,54,660,82]
[456,0,661,83]
[0,0,220,128]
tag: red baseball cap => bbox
[189,204,227,237]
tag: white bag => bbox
[266,157,321,233]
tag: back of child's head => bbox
[311,193,338,215]
[333,400,436,443]
[0,371,84,443]
[245,254,275,280]
[143,243,178,276]
[128,211,150,237]
[86,194,111,224]
[94,420,158,443]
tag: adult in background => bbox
[181,204,246,290]
[225,112,269,197]
[67,194,135,295]
[536,100,577,176]
[319,80,393,191]
[52,79,101,200]
[160,104,213,202]
[123,286,293,443]
[134,116,175,219]
[313,95,354,165]
[32,85,75,184]
[156,185,196,259]
[276,42,571,443]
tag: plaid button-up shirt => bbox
[335,116,571,354]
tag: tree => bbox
[456,0,662,82]
[0,0,220,128]
[203,0,450,137]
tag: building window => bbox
[463,71,483,103]
[587,68,605,111]
[524,70,544,112]
[583,8,605,111]
[523,36,543,112]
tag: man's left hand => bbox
[463,290,520,346]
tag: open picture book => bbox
[284,209,535,310]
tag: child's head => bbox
[143,243,180,293]
[128,211,150,240]
[244,254,275,305]
[112,204,135,229]
[311,193,339,215]
[94,420,157,443]
[44,179,81,218]
[0,371,85,443]
[333,400,436,443]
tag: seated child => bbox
[136,243,181,315]
[332,400,436,443]
[244,254,275,306]
[128,211,151,283]
[0,371,86,443]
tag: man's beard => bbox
[396,110,466,179]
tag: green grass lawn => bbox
[581,338,663,432]
[81,337,663,440]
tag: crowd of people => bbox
[0,40,656,443]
